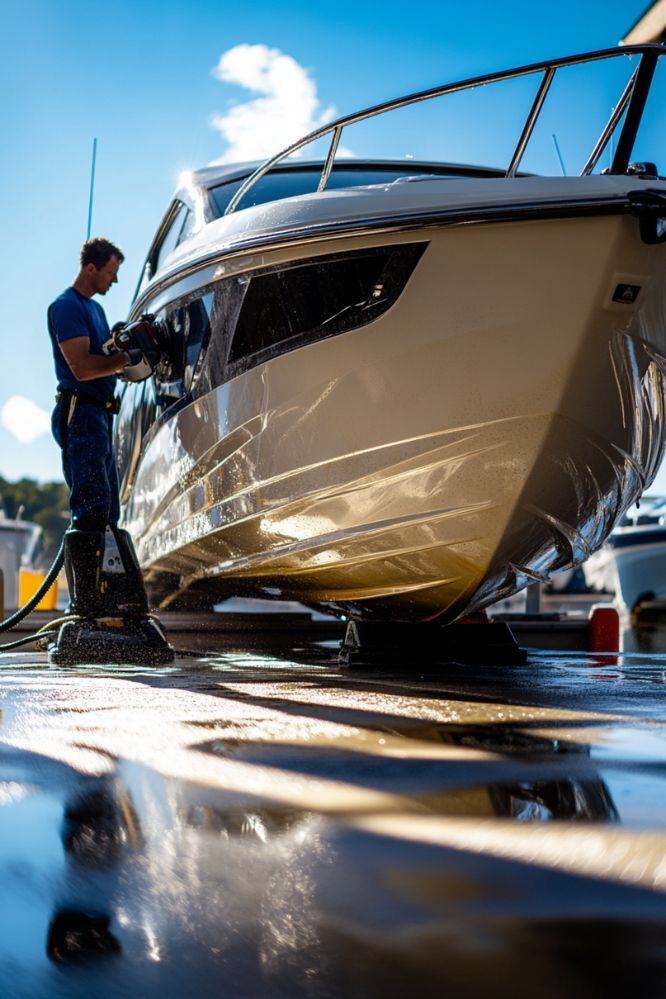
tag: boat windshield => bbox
[208,163,499,217]
[619,498,666,526]
[222,45,665,217]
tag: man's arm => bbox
[59,337,128,381]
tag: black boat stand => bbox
[339,617,527,668]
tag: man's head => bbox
[79,237,124,296]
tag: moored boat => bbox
[0,510,43,611]
[584,496,666,612]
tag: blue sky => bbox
[1,0,664,487]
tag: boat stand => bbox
[339,617,527,668]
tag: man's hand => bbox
[111,317,161,366]
[59,337,130,381]
[110,316,164,383]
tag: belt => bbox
[56,389,120,415]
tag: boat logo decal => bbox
[612,283,641,305]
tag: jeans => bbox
[52,398,120,532]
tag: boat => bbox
[0,509,43,610]
[115,44,666,622]
[584,495,666,612]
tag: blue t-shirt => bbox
[47,287,116,403]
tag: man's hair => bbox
[80,237,124,269]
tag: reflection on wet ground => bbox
[0,624,664,997]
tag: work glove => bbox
[111,316,164,382]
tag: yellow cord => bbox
[35,615,81,635]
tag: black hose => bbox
[0,538,65,633]
[0,629,59,651]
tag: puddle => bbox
[0,630,663,996]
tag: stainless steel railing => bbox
[224,44,664,216]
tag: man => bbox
[48,237,149,618]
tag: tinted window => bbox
[192,279,248,400]
[228,243,426,368]
[209,166,478,216]
[114,381,144,496]
[184,293,213,391]
[141,376,157,436]
[154,306,185,412]
[134,292,215,435]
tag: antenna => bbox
[551,133,567,176]
[86,137,98,240]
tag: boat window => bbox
[141,375,157,437]
[140,293,215,418]
[135,260,152,301]
[208,165,501,216]
[133,203,189,302]
[183,293,214,392]
[154,202,188,274]
[114,381,145,499]
[226,243,426,371]
[175,208,195,247]
[153,305,185,412]
[191,279,249,400]
[636,512,660,525]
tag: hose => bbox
[0,538,65,633]
[0,616,83,653]
[0,629,59,652]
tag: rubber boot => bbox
[51,529,174,666]
[64,529,105,618]
[111,528,150,617]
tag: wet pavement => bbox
[0,627,664,998]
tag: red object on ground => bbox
[588,605,620,652]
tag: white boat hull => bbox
[122,199,666,621]
[585,532,666,613]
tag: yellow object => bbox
[19,568,58,612]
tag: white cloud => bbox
[210,44,337,164]
[1,396,51,444]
